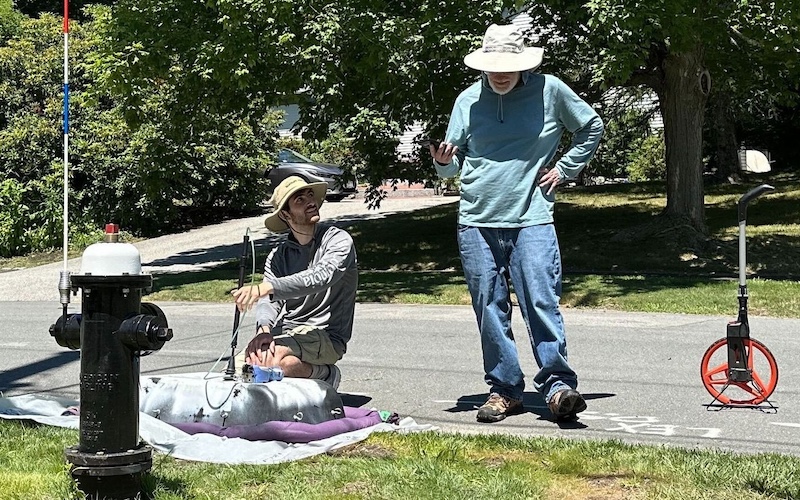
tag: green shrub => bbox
[68,221,106,249]
[0,178,27,257]
[627,132,666,182]
[0,0,22,45]
[23,169,63,251]
[591,108,653,179]
[0,6,283,254]
[0,11,93,255]
[0,170,66,257]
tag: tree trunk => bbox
[657,46,709,233]
[707,90,740,183]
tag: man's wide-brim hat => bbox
[264,175,327,232]
[464,23,544,73]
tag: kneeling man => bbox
[232,176,358,389]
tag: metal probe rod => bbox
[224,234,251,379]
[58,0,72,326]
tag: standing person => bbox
[430,23,604,422]
[232,176,358,390]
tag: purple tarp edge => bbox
[170,406,391,443]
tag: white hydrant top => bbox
[79,223,143,275]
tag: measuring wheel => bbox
[700,337,778,405]
[700,184,779,408]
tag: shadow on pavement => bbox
[445,392,616,426]
[141,212,404,273]
[143,233,283,270]
[0,351,80,393]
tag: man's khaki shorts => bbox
[273,325,341,366]
[237,325,341,368]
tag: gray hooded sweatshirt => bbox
[255,224,358,356]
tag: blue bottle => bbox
[253,365,284,383]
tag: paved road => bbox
[3,195,800,456]
[0,196,457,301]
[3,301,800,456]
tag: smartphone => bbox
[415,138,442,149]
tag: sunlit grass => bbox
[146,268,800,318]
[561,275,800,317]
[3,421,799,499]
[0,423,82,499]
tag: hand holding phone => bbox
[415,138,441,150]
[417,138,458,165]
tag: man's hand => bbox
[538,167,563,195]
[245,332,275,366]
[231,282,272,312]
[430,142,459,165]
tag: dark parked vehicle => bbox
[266,148,357,202]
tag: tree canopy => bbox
[523,0,800,234]
[104,0,515,189]
[0,7,276,256]
[106,0,799,234]
[2,0,799,257]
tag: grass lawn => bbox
[2,422,799,500]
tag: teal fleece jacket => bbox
[435,71,604,227]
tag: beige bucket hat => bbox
[464,24,544,73]
[264,176,327,232]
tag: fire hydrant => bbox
[49,223,173,499]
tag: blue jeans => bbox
[457,223,577,402]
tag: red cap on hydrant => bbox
[105,223,120,234]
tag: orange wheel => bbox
[700,337,778,405]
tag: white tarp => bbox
[0,393,436,465]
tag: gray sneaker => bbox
[323,364,341,390]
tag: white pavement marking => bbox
[581,412,723,439]
[429,406,724,439]
[771,422,800,428]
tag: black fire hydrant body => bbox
[50,224,172,499]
